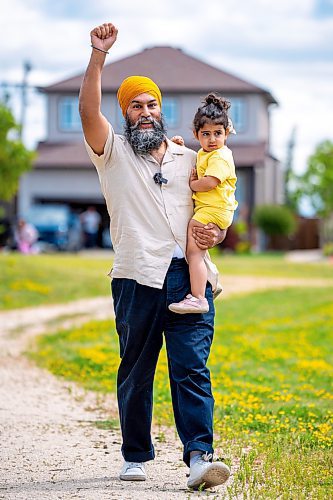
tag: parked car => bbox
[26,204,83,251]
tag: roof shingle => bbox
[42,46,276,104]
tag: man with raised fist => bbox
[79,22,230,491]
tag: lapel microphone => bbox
[153,173,168,185]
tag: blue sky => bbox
[1,0,332,187]
[314,0,333,17]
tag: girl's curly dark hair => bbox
[193,93,231,133]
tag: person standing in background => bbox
[15,219,39,254]
[80,206,101,248]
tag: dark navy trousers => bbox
[111,258,215,467]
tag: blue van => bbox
[26,204,83,251]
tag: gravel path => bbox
[0,298,228,499]
[1,274,332,499]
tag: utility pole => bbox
[19,61,32,141]
[285,126,296,208]
[0,60,33,142]
[0,61,33,221]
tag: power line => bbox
[0,82,36,89]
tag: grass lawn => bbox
[1,251,333,310]
[211,248,333,279]
[0,252,112,309]
[30,285,333,498]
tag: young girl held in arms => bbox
[169,93,238,314]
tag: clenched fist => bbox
[90,23,118,53]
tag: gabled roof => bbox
[41,46,277,104]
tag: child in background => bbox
[15,219,39,254]
[169,93,238,314]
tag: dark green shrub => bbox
[252,204,297,236]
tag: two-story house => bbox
[18,46,282,237]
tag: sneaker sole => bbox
[187,464,230,489]
[213,286,223,300]
[119,473,147,481]
[168,305,209,314]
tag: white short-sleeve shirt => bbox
[84,123,218,290]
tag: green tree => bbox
[0,103,35,201]
[292,140,333,243]
[293,140,333,217]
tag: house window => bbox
[230,98,246,133]
[59,97,82,131]
[162,97,179,128]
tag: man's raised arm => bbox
[79,23,118,155]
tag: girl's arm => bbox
[190,172,220,192]
[170,135,185,146]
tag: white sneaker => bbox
[213,282,223,300]
[119,461,147,481]
[187,453,230,490]
[168,294,209,314]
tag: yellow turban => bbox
[117,76,162,117]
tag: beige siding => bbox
[18,169,103,216]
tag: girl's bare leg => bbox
[186,219,207,299]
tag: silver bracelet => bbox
[91,45,109,54]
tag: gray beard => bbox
[124,115,167,155]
